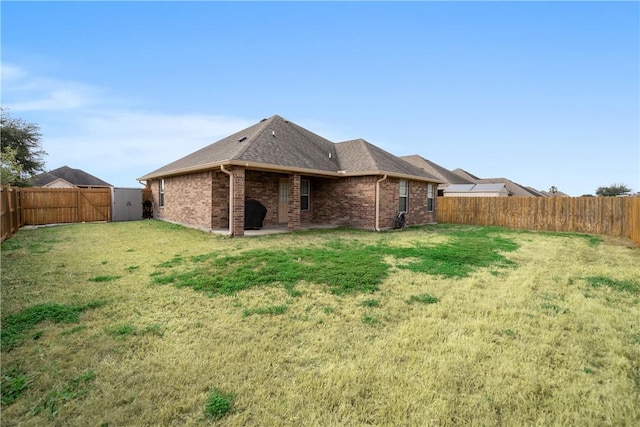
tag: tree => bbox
[549,186,558,194]
[595,183,631,197]
[0,108,47,186]
[1,146,23,185]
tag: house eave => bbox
[138,160,344,181]
[138,161,445,184]
[338,170,445,183]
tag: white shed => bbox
[112,188,144,221]
[443,183,509,197]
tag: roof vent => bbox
[238,136,247,142]
[272,130,276,137]
[328,152,332,159]
[260,118,267,122]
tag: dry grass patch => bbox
[1,221,638,426]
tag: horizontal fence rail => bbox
[437,196,639,244]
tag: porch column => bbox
[288,173,301,231]
[231,167,245,237]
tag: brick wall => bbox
[211,170,229,228]
[311,176,377,229]
[244,170,282,226]
[150,170,437,233]
[231,167,245,236]
[288,174,301,230]
[406,181,438,225]
[151,172,214,230]
[376,178,438,229]
[378,178,397,229]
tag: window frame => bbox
[300,179,310,211]
[427,183,434,212]
[159,179,165,208]
[399,180,408,212]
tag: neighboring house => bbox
[443,183,509,197]
[31,166,112,188]
[138,115,443,236]
[401,155,474,196]
[451,168,543,197]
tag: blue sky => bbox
[2,1,638,196]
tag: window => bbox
[300,179,310,211]
[399,180,408,212]
[427,184,434,212]
[159,179,165,207]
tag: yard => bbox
[1,221,639,426]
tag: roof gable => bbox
[335,139,442,182]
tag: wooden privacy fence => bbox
[1,186,112,242]
[20,187,111,225]
[437,196,640,244]
[1,186,22,242]
[632,197,640,245]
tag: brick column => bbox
[288,174,301,231]
[232,167,245,237]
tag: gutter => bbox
[137,161,445,184]
[220,165,234,236]
[375,174,387,232]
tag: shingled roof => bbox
[31,166,112,187]
[451,168,482,182]
[139,115,442,183]
[401,155,474,185]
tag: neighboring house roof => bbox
[451,168,542,197]
[31,166,112,187]
[451,168,482,182]
[401,155,474,185]
[139,115,443,183]
[444,183,508,194]
[540,190,570,197]
[475,178,540,197]
[525,186,549,197]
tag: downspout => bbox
[220,165,233,236]
[375,174,387,232]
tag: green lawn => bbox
[1,220,639,426]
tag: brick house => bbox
[138,115,442,236]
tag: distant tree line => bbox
[595,183,632,197]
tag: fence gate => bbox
[112,188,143,222]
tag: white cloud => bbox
[47,110,253,166]
[2,63,254,186]
[1,63,27,81]
[2,62,104,111]
[42,110,254,185]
